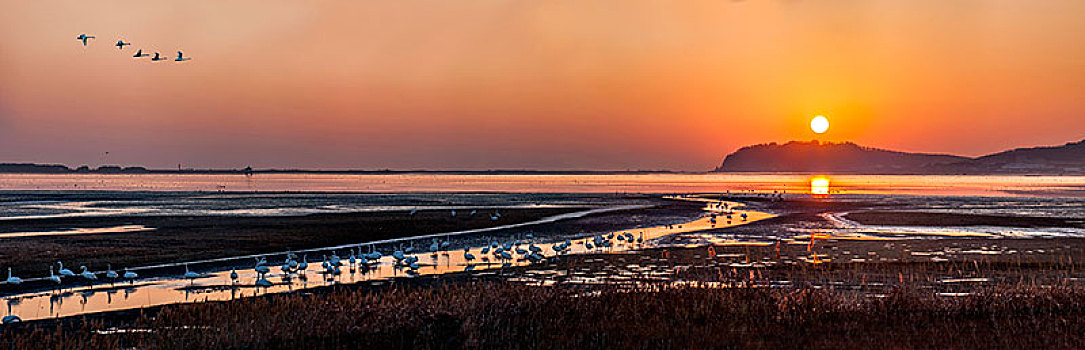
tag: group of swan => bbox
[3,261,139,288]
[76,33,192,62]
[0,229,654,325]
[4,222,644,293]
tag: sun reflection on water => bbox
[810,176,830,195]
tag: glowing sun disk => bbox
[811,176,830,195]
[811,116,829,134]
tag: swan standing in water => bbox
[366,246,382,262]
[281,259,292,274]
[330,252,342,267]
[288,254,299,270]
[123,268,138,281]
[6,268,22,285]
[183,264,200,281]
[1,315,19,325]
[58,261,75,278]
[297,255,309,272]
[105,264,119,280]
[254,258,270,275]
[80,266,97,280]
[48,266,62,285]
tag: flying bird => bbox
[174,51,191,62]
[133,49,150,58]
[77,34,95,46]
[151,52,169,61]
[115,40,131,49]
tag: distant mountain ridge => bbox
[715,138,1085,174]
[0,163,678,175]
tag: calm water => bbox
[1,173,1083,222]
[3,200,772,321]
[3,174,1085,321]
[0,173,1083,196]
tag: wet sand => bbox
[6,194,1085,348]
[12,240,1085,349]
[0,208,581,283]
[845,211,1085,228]
[0,197,706,293]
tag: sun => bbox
[810,176,830,195]
[810,115,829,134]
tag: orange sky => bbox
[1,1,1083,170]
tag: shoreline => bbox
[0,198,707,294]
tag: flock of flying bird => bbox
[76,33,191,62]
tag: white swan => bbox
[183,264,200,280]
[254,258,270,275]
[80,266,97,280]
[1,315,20,324]
[58,261,75,277]
[48,266,62,285]
[6,268,21,285]
[297,255,309,272]
[105,264,119,280]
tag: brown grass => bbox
[5,280,1085,349]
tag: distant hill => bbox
[0,163,149,174]
[714,141,968,174]
[715,138,1085,174]
[931,139,1085,174]
[0,163,679,175]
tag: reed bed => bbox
[5,280,1085,349]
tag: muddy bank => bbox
[0,208,577,281]
[0,198,707,294]
[844,211,1085,228]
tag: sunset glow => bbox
[2,1,1084,170]
[811,176,830,195]
[811,116,829,134]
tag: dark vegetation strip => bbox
[4,281,1085,349]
